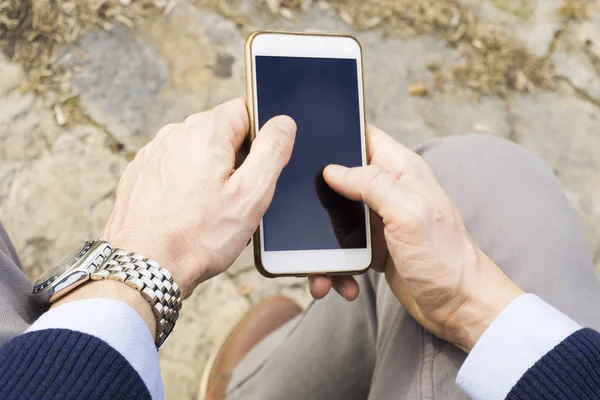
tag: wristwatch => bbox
[32,240,182,349]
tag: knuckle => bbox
[184,112,210,131]
[264,135,291,160]
[221,109,245,141]
[216,99,248,132]
[212,104,225,122]
[224,174,244,199]
[156,123,177,137]
[391,200,429,237]
[207,103,248,144]
[385,214,420,240]
[211,108,227,135]
[404,207,427,231]
[363,165,387,193]
[408,154,435,180]
[367,164,384,181]
[230,112,249,137]
[231,97,246,109]
[226,174,271,216]
[422,162,438,180]
[412,198,430,218]
[136,146,149,164]
[254,185,276,213]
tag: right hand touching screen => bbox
[313,125,524,353]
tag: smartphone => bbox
[245,31,372,277]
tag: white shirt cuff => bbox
[27,298,163,400]
[456,293,581,400]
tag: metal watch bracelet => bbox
[91,249,182,349]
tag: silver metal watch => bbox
[32,240,182,349]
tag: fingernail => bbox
[273,115,296,136]
[325,164,346,179]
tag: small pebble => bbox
[163,0,177,16]
[279,7,294,20]
[473,123,492,133]
[267,0,281,14]
[238,284,253,296]
[408,82,428,96]
[340,10,354,25]
[53,105,66,126]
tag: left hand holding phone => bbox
[103,98,296,299]
[311,125,524,352]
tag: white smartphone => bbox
[245,31,372,277]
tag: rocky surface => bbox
[1,1,600,399]
[553,22,600,103]
[66,24,168,150]
[0,56,127,280]
[465,0,564,57]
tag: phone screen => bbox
[255,56,367,251]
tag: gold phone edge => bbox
[244,30,373,279]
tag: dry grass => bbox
[278,0,555,95]
[557,0,593,21]
[490,0,534,20]
[0,0,163,98]
[0,0,572,101]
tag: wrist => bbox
[445,250,524,353]
[52,279,157,340]
[102,233,195,299]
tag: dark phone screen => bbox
[256,56,367,251]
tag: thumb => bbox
[323,164,399,216]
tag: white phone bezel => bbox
[250,32,371,275]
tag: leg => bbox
[367,134,600,399]
[0,223,40,346]
[227,270,381,400]
[419,135,600,325]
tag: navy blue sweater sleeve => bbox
[507,328,600,399]
[0,329,150,400]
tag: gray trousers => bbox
[1,135,599,398]
[0,224,40,346]
[227,135,600,399]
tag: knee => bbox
[416,134,556,184]
[416,135,554,175]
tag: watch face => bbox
[34,241,93,288]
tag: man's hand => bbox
[312,125,524,352]
[103,98,296,299]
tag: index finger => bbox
[366,124,424,178]
[184,98,249,153]
[212,97,250,151]
[231,115,297,199]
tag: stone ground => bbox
[1,0,600,398]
